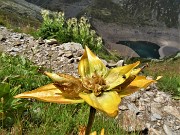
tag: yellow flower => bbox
[78,126,104,135]
[90,128,104,135]
[15,46,155,117]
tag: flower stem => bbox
[85,106,96,135]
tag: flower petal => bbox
[105,61,140,90]
[44,72,69,83]
[45,72,85,98]
[156,76,163,80]
[90,128,105,135]
[131,68,141,75]
[78,46,107,77]
[118,76,155,97]
[14,83,84,104]
[79,91,121,117]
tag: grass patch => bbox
[23,103,125,135]
[0,4,40,36]
[0,53,50,92]
[0,13,39,38]
[144,57,180,98]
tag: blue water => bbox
[116,41,160,59]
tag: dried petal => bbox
[44,72,68,83]
[14,83,84,104]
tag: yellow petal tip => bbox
[44,72,64,82]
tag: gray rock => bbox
[149,128,166,135]
[0,34,6,41]
[116,60,124,66]
[64,51,73,58]
[11,47,20,52]
[151,113,162,121]
[164,106,180,120]
[76,50,84,57]
[174,125,180,130]
[38,38,45,45]
[154,96,166,103]
[150,106,163,116]
[119,110,145,132]
[163,124,173,135]
[138,101,146,111]
[45,39,58,45]
[127,103,140,114]
[61,42,83,52]
[14,40,22,46]
[125,92,140,102]
[58,50,64,56]
[119,105,128,111]
[145,91,155,97]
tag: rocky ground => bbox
[0,26,180,135]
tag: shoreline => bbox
[92,19,180,58]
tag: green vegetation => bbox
[38,10,103,52]
[0,83,26,129]
[80,0,179,28]
[145,57,180,98]
[0,0,41,36]
[0,9,40,36]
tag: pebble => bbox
[151,113,162,121]
[45,39,58,45]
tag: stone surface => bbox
[45,39,58,45]
[163,124,173,135]
[164,106,180,120]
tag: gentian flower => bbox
[15,46,155,117]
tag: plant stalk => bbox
[85,106,96,135]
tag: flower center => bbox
[82,73,108,96]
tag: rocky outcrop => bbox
[119,86,180,135]
[0,26,179,135]
[0,26,122,76]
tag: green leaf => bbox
[0,83,10,97]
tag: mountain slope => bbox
[0,0,42,27]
